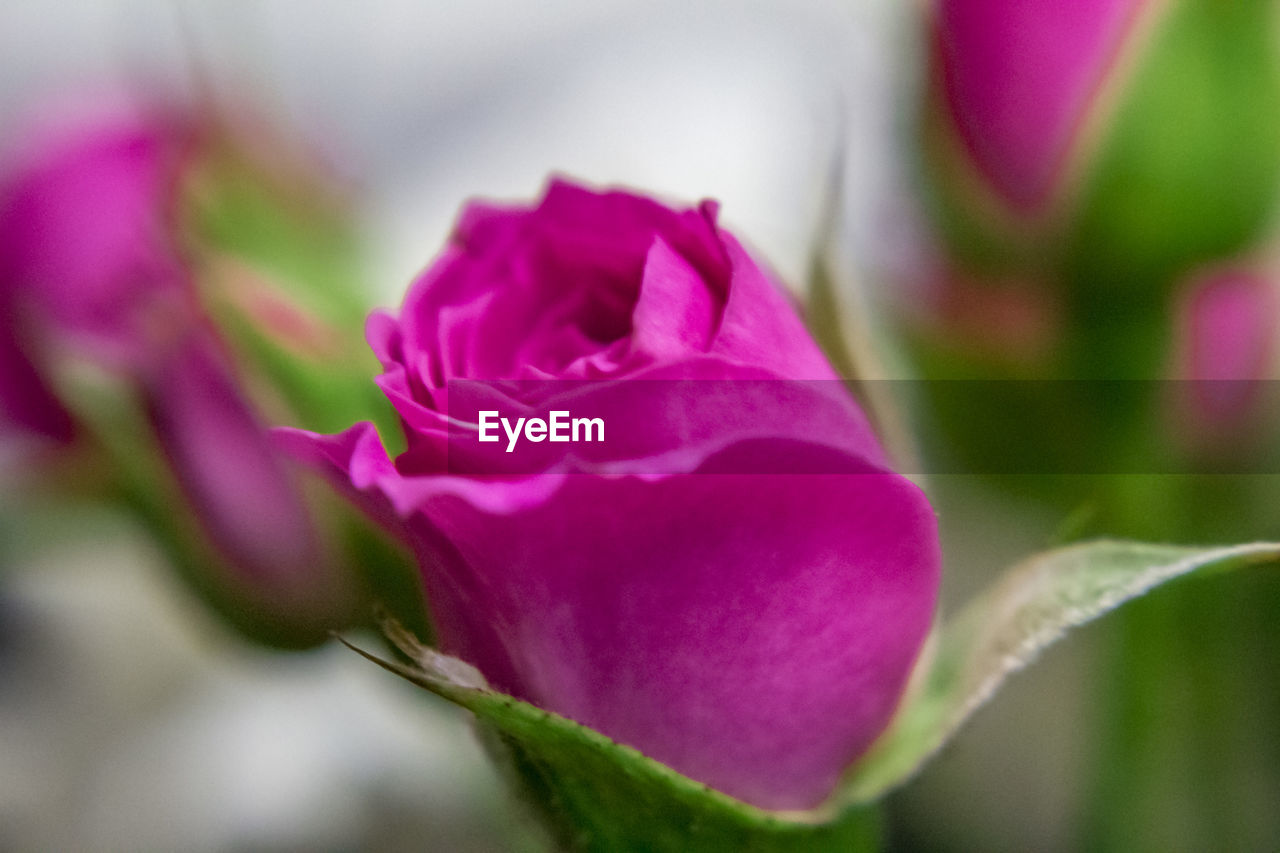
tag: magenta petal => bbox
[0,111,192,362]
[533,180,729,294]
[397,180,733,384]
[1183,270,1279,382]
[936,0,1140,208]
[366,309,404,371]
[712,235,839,380]
[1176,268,1280,426]
[628,237,717,360]
[275,420,566,521]
[434,361,887,482]
[147,337,319,588]
[281,420,936,811]
[417,444,939,810]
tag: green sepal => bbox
[803,158,921,473]
[343,624,881,853]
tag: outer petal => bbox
[711,234,840,380]
[437,360,888,480]
[275,420,567,519]
[281,420,935,810]
[415,441,940,810]
[273,421,401,525]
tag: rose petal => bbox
[712,234,841,381]
[628,237,717,360]
[413,441,939,810]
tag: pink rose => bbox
[0,101,342,629]
[283,180,940,809]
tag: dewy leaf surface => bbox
[842,540,1280,802]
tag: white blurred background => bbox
[0,0,920,298]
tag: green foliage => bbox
[343,627,881,853]
[844,540,1280,800]
[182,148,401,441]
[1064,0,1280,376]
[346,541,1280,850]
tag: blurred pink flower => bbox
[1173,266,1279,433]
[933,0,1141,210]
[0,100,332,611]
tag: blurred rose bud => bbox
[283,180,941,810]
[906,0,1280,475]
[922,0,1280,374]
[0,103,190,445]
[0,96,413,646]
[1170,266,1280,441]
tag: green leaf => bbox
[842,540,1280,802]
[343,541,1279,849]
[341,624,880,853]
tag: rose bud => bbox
[1169,266,1280,443]
[905,0,1280,476]
[281,180,941,810]
[923,0,1280,373]
[0,98,408,646]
